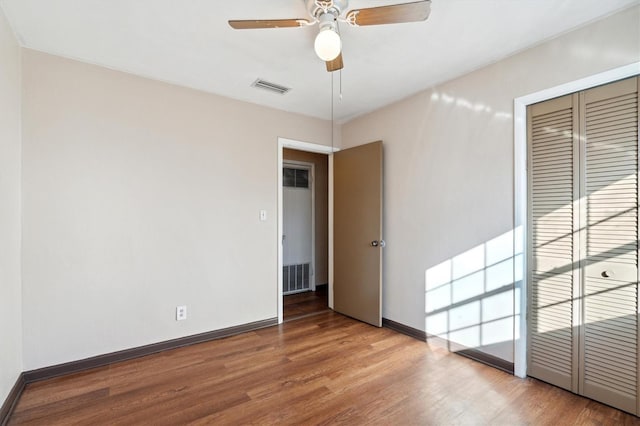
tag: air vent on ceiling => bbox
[251,78,291,95]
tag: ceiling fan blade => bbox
[228,19,312,30]
[345,1,431,27]
[326,53,344,72]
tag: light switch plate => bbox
[260,210,267,221]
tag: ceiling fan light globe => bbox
[314,28,341,61]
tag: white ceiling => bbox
[1,0,638,121]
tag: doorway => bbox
[283,161,313,296]
[282,147,330,321]
[277,137,384,326]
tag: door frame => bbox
[277,138,339,324]
[283,160,316,294]
[513,62,640,379]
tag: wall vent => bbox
[251,78,291,95]
[283,263,310,295]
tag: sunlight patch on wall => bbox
[430,91,512,120]
[425,229,520,358]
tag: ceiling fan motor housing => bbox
[317,12,338,31]
[306,0,349,19]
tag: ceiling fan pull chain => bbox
[331,71,335,153]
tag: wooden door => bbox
[333,141,383,327]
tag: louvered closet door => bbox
[527,94,580,392]
[528,77,640,416]
[580,77,639,414]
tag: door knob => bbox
[371,240,378,247]
[370,240,386,248]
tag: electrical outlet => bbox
[176,305,187,321]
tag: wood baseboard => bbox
[455,348,514,374]
[383,319,514,374]
[0,373,25,426]
[23,317,278,383]
[382,318,426,341]
[426,333,514,374]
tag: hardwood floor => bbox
[283,285,328,321]
[9,312,640,425]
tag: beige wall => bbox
[283,148,329,286]
[21,50,331,370]
[0,8,22,403]
[342,6,640,362]
[8,4,640,378]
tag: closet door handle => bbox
[601,270,614,278]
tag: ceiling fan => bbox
[228,0,432,72]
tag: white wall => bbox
[21,50,331,370]
[0,6,22,403]
[342,6,640,362]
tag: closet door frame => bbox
[521,72,639,415]
[513,62,640,382]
